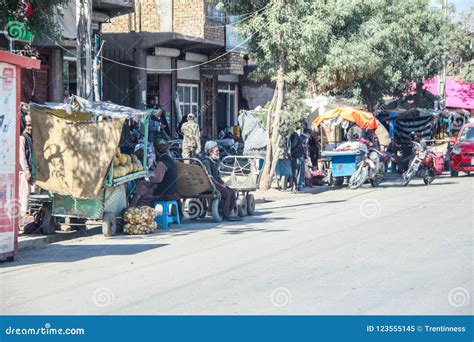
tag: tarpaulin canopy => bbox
[423,77,474,110]
[312,107,378,129]
[30,104,125,199]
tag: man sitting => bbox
[201,141,241,221]
[130,140,179,208]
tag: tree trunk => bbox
[360,82,374,112]
[259,53,286,190]
[415,81,424,108]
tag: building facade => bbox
[101,0,247,136]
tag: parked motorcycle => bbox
[401,141,436,186]
[348,146,385,189]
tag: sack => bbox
[433,152,445,175]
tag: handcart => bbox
[29,99,151,236]
[175,158,223,222]
[219,155,261,216]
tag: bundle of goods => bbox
[309,169,326,186]
[113,148,143,178]
[123,206,159,235]
[335,141,368,153]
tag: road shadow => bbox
[4,244,167,267]
[263,200,345,211]
[222,228,289,235]
[107,211,284,240]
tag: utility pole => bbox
[76,0,92,100]
[438,0,448,109]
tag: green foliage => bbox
[222,0,471,111]
[459,60,474,83]
[280,91,310,137]
[0,0,69,39]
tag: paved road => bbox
[1,175,472,315]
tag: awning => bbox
[312,107,378,129]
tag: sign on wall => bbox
[0,63,18,256]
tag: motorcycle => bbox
[348,139,385,189]
[401,141,436,186]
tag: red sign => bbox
[2,67,14,91]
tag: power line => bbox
[100,34,252,72]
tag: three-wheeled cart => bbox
[321,150,364,186]
[29,100,151,236]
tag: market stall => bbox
[29,98,151,236]
[312,107,378,185]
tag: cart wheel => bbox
[237,195,247,217]
[246,194,256,216]
[184,199,203,220]
[334,177,344,186]
[40,208,57,235]
[211,199,223,223]
[102,212,117,237]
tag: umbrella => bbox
[312,107,378,129]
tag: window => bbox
[177,84,199,117]
[218,83,237,128]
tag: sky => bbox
[431,0,472,14]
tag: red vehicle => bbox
[450,123,474,177]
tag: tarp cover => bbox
[238,111,267,157]
[30,106,125,199]
[176,162,213,197]
[312,107,378,129]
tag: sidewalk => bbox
[17,185,330,251]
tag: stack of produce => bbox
[112,148,144,179]
[123,206,159,235]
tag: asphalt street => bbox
[1,174,472,315]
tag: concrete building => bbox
[101,0,247,136]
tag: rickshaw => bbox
[312,107,378,186]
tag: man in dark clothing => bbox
[202,140,241,221]
[289,130,305,192]
[130,140,179,207]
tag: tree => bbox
[313,0,453,110]
[221,0,322,190]
[0,0,69,40]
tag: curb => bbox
[18,186,330,250]
[18,226,102,251]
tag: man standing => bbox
[19,115,33,221]
[289,130,305,192]
[181,113,201,159]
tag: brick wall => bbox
[102,0,160,33]
[102,0,225,44]
[201,52,245,75]
[173,0,205,37]
[204,19,225,42]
